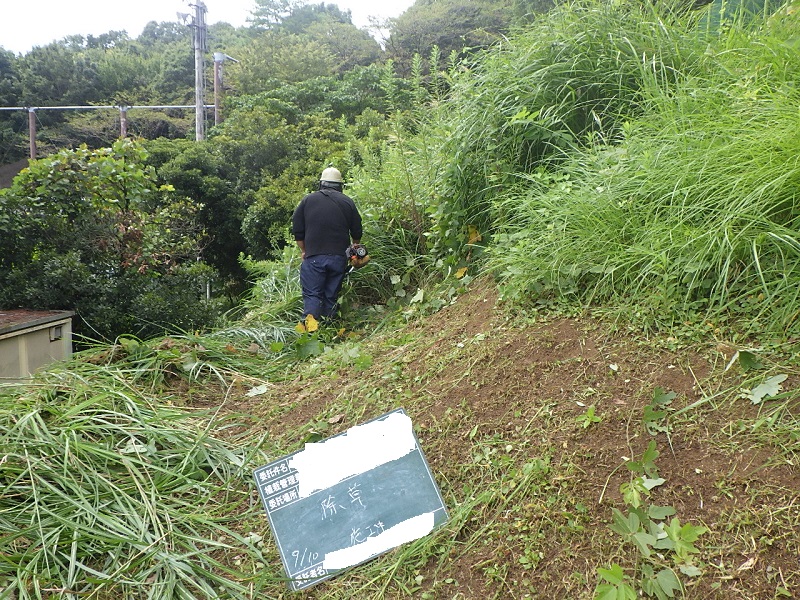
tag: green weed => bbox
[576,404,602,429]
[596,441,708,600]
[0,366,268,599]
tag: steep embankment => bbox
[230,280,800,599]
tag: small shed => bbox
[0,309,75,381]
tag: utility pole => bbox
[119,106,129,138]
[213,52,239,126]
[191,2,207,141]
[28,108,37,159]
[213,52,223,126]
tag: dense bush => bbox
[0,140,222,341]
[347,0,800,337]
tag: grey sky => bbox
[0,0,414,55]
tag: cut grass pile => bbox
[0,346,270,599]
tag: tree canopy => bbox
[0,140,218,340]
[386,0,515,71]
[0,0,547,338]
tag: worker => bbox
[292,167,363,320]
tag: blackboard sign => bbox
[253,408,448,591]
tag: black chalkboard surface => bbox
[253,408,448,591]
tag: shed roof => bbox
[0,309,75,336]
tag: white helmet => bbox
[320,167,343,183]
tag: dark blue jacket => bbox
[292,189,362,258]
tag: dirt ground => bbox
[236,281,800,599]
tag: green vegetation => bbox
[4,279,798,598]
[0,140,220,341]
[2,0,800,597]
[489,24,800,335]
[0,361,262,599]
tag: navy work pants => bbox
[300,254,348,319]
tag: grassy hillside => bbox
[227,280,799,599]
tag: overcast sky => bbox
[0,0,415,55]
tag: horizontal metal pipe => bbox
[0,105,214,111]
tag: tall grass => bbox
[349,54,464,300]
[489,6,800,335]
[0,361,269,599]
[216,248,304,346]
[429,0,712,242]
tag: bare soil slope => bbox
[237,282,799,599]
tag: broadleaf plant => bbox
[596,441,709,599]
